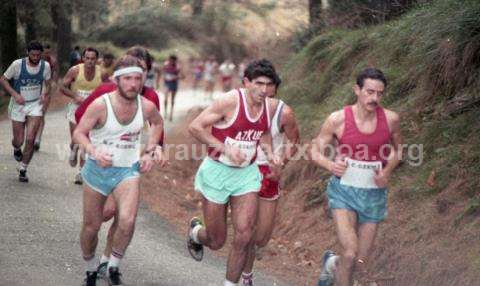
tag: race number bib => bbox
[77,89,92,99]
[20,84,42,101]
[340,158,382,189]
[218,137,257,167]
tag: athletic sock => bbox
[191,224,202,244]
[100,254,109,264]
[83,254,98,272]
[224,280,237,286]
[242,272,253,279]
[108,249,124,269]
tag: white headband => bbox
[113,66,143,78]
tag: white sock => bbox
[84,255,98,272]
[108,249,123,269]
[191,224,202,244]
[224,280,237,286]
[19,162,27,171]
[100,254,109,264]
[242,271,253,278]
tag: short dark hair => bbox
[243,59,278,83]
[27,41,44,52]
[356,68,387,88]
[126,46,149,62]
[103,53,114,60]
[169,54,177,61]
[44,44,51,49]
[83,47,99,58]
[74,46,80,50]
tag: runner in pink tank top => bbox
[186,59,282,286]
[311,68,403,286]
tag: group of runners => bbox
[1,40,402,286]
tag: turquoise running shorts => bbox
[194,157,262,204]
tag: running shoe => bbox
[74,172,83,185]
[317,250,336,286]
[242,273,254,286]
[18,168,28,183]
[13,148,23,162]
[97,261,108,279]
[107,267,123,286]
[83,271,97,286]
[187,217,204,261]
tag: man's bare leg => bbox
[69,122,79,167]
[243,199,277,276]
[226,192,258,283]
[34,117,45,150]
[102,195,118,258]
[332,209,359,286]
[163,90,170,120]
[354,223,379,279]
[22,116,42,165]
[108,177,140,269]
[11,120,25,151]
[80,185,107,270]
[169,90,177,122]
[196,197,228,250]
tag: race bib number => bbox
[218,137,257,167]
[77,89,92,99]
[20,85,42,101]
[340,158,382,189]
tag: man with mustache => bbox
[311,68,403,286]
[61,47,102,184]
[0,41,51,182]
[73,56,166,286]
[187,59,281,286]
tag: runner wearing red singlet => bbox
[161,54,182,121]
[187,59,282,286]
[240,73,300,286]
[312,68,403,286]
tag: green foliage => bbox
[279,0,480,207]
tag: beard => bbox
[28,57,40,65]
[118,85,138,101]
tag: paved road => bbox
[0,89,287,286]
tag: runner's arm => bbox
[0,75,22,100]
[72,99,103,156]
[281,105,300,164]
[188,94,235,154]
[60,66,79,99]
[143,99,164,152]
[311,112,341,172]
[382,112,403,177]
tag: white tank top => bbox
[90,93,144,167]
[256,100,286,165]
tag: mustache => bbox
[367,102,378,106]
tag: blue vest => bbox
[13,58,45,102]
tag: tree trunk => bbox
[0,0,18,72]
[52,0,73,75]
[192,0,203,16]
[23,0,37,44]
[309,0,323,32]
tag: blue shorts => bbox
[164,80,178,92]
[81,158,140,196]
[327,176,388,223]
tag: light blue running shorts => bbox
[327,176,388,223]
[81,158,140,196]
